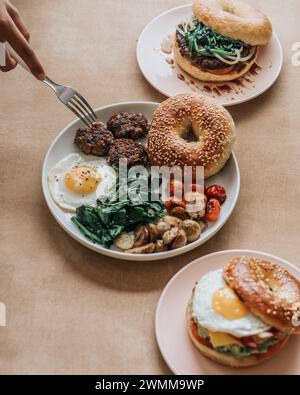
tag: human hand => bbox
[0,0,45,79]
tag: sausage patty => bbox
[107,112,149,139]
[108,139,148,168]
[74,122,114,156]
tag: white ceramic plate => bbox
[137,4,283,106]
[42,102,240,261]
[155,250,300,374]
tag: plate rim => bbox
[136,4,283,106]
[155,249,300,375]
[42,101,240,262]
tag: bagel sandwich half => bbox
[174,0,272,82]
[186,258,300,368]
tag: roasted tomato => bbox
[205,185,227,205]
[204,198,221,222]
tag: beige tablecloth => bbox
[0,0,299,374]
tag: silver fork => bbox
[6,43,97,128]
[43,77,98,127]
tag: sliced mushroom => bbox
[184,192,207,219]
[169,206,189,220]
[156,220,171,236]
[198,220,208,233]
[163,215,182,228]
[126,243,156,254]
[113,232,135,250]
[184,191,206,202]
[134,224,149,247]
[164,197,186,210]
[188,211,205,220]
[146,223,159,242]
[181,220,201,243]
[155,239,168,253]
[162,227,178,246]
[171,229,187,249]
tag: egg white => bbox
[192,269,270,338]
[48,153,116,212]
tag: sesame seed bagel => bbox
[147,93,236,179]
[186,298,289,368]
[223,257,300,334]
[192,0,272,46]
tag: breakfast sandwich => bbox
[187,257,300,367]
[174,0,272,82]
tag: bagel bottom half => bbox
[173,38,258,83]
[186,299,289,368]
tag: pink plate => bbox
[137,5,283,106]
[155,250,300,375]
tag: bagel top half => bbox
[224,257,300,334]
[174,0,272,82]
[193,0,272,46]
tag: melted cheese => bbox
[208,331,243,348]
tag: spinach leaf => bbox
[258,337,279,353]
[71,175,165,248]
[216,344,253,359]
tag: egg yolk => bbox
[212,287,249,320]
[64,165,100,195]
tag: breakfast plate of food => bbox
[42,94,240,261]
[137,1,283,106]
[155,250,300,374]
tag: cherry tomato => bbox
[205,185,227,205]
[204,198,221,222]
[169,180,184,199]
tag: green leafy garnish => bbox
[258,337,279,353]
[71,174,165,248]
[197,325,210,340]
[216,337,282,359]
[180,20,249,59]
[216,344,253,358]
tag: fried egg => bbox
[192,269,270,337]
[48,153,116,212]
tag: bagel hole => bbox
[185,124,198,143]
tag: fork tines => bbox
[67,94,98,128]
